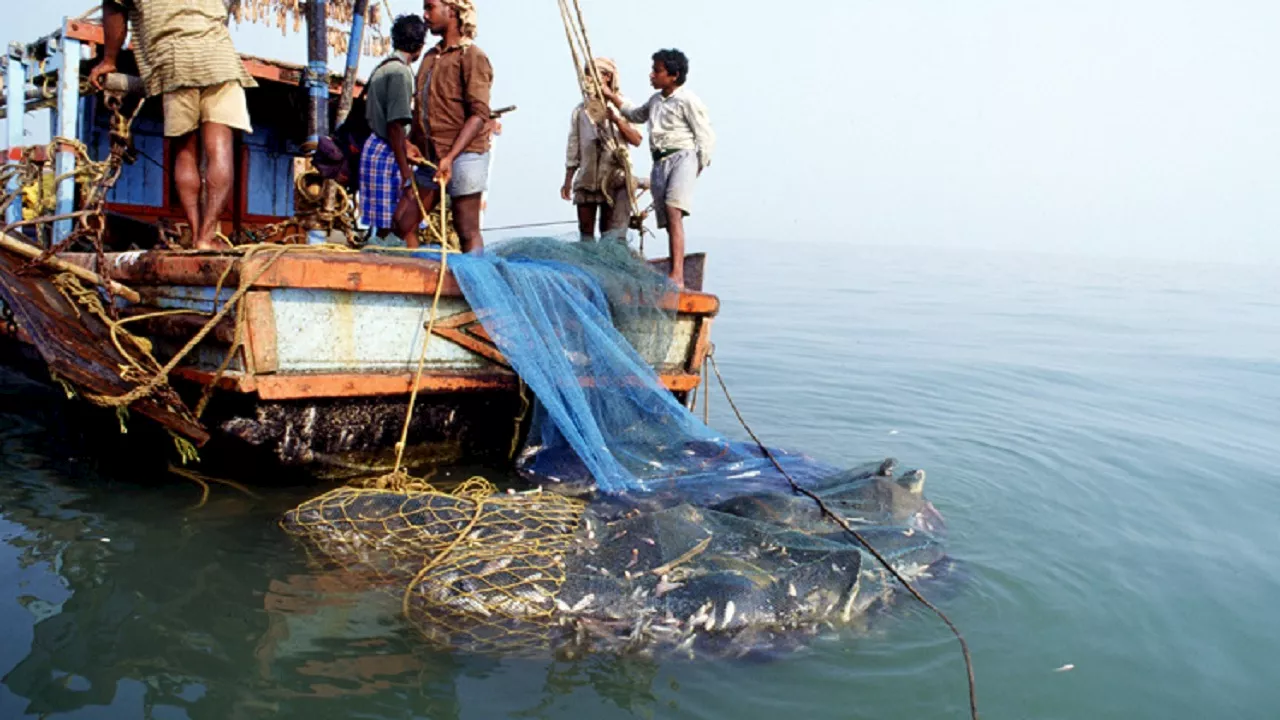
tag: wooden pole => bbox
[1,231,142,303]
[335,0,370,127]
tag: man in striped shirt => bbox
[88,0,256,250]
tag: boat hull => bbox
[1,248,718,476]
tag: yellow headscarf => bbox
[442,0,478,40]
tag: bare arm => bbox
[387,122,415,189]
[609,109,643,147]
[603,88,650,124]
[436,115,486,184]
[561,167,576,201]
[88,2,128,89]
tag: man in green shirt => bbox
[88,0,256,251]
[359,15,429,246]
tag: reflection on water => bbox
[5,243,1280,719]
[0,376,682,720]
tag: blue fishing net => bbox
[435,238,833,499]
[286,238,952,656]
[447,239,758,495]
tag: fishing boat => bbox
[0,13,718,476]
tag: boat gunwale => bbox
[60,250,722,316]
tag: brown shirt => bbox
[107,0,256,96]
[413,42,493,159]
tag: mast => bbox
[304,0,329,151]
[335,0,369,127]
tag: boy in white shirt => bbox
[604,49,715,288]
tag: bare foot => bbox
[193,237,233,252]
[669,272,685,289]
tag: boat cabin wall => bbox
[79,86,302,249]
[7,19,361,250]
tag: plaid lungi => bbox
[359,134,400,230]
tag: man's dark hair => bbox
[652,49,689,86]
[391,14,427,55]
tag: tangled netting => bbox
[283,238,952,658]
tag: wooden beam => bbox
[243,291,279,374]
[240,370,703,401]
[64,21,360,95]
[1,232,141,303]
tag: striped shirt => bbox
[107,0,256,96]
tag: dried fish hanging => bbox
[228,0,390,58]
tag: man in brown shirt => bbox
[400,0,493,252]
[88,0,256,250]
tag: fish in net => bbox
[284,237,953,657]
[282,459,948,658]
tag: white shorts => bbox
[651,149,698,228]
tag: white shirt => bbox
[620,87,716,169]
[566,102,627,193]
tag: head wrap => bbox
[589,57,620,92]
[442,0,478,40]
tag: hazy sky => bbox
[9,1,1279,264]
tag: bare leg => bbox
[394,182,438,248]
[664,204,686,287]
[196,122,235,250]
[451,193,485,253]
[172,132,201,247]
[576,203,598,240]
[600,200,623,238]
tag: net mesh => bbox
[284,237,951,657]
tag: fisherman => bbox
[400,0,495,253]
[561,58,643,242]
[604,49,716,287]
[358,15,429,247]
[88,0,256,251]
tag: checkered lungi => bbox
[359,134,400,230]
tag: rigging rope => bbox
[706,353,980,720]
[556,0,641,222]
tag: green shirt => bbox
[107,0,256,96]
[365,58,414,141]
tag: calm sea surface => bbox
[2,240,1278,719]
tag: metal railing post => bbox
[52,22,81,244]
[4,43,25,226]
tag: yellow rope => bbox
[557,0,641,219]
[509,378,530,461]
[391,176,453,476]
[401,480,488,617]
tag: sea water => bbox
[1,240,1277,719]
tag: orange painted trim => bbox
[97,251,720,314]
[242,253,467,295]
[64,21,360,96]
[64,20,104,45]
[428,310,510,368]
[243,291,278,374]
[172,367,255,392]
[242,371,702,401]
[432,327,512,369]
[254,372,516,400]
[688,317,715,373]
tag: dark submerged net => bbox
[284,237,951,656]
